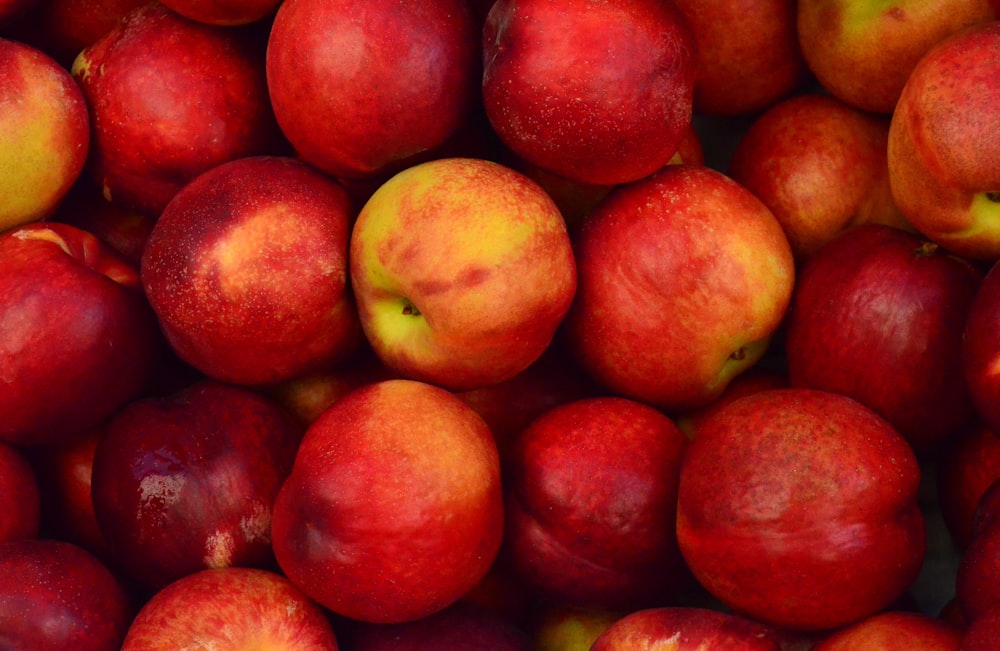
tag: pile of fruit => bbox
[2,0,1000,649]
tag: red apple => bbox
[938,424,1000,549]
[565,164,795,413]
[0,441,39,542]
[502,396,690,610]
[887,21,1000,260]
[962,259,1000,435]
[810,610,962,651]
[71,3,283,216]
[0,538,132,651]
[728,93,909,261]
[482,0,696,186]
[590,606,783,650]
[266,0,479,179]
[349,157,577,391]
[784,224,981,454]
[271,379,504,624]
[90,380,302,591]
[672,0,810,116]
[960,604,1000,651]
[157,0,280,25]
[141,155,362,386]
[120,567,339,650]
[676,388,926,631]
[347,602,532,650]
[0,222,163,448]
[798,0,998,114]
[0,37,89,232]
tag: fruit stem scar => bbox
[401,298,421,317]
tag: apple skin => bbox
[676,388,926,631]
[141,155,362,386]
[728,93,909,261]
[90,379,303,591]
[0,222,163,448]
[482,0,696,186]
[71,3,283,216]
[938,424,1000,549]
[120,567,339,650]
[502,396,690,611]
[961,260,1000,435]
[810,611,962,651]
[784,224,981,454]
[955,480,1000,623]
[157,0,281,25]
[0,37,89,232]
[0,442,39,542]
[887,21,1000,260]
[565,164,795,413]
[266,0,478,180]
[271,378,504,624]
[349,157,577,392]
[798,0,998,114]
[346,602,532,650]
[672,0,810,116]
[590,606,782,650]
[0,538,133,651]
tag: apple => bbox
[887,21,1000,260]
[0,222,163,448]
[349,157,577,392]
[120,567,340,650]
[955,479,1000,623]
[90,379,303,591]
[71,3,283,216]
[482,0,696,186]
[590,606,783,650]
[0,37,89,233]
[784,224,981,454]
[157,0,280,25]
[728,93,910,261]
[962,260,1000,435]
[672,0,810,116]
[346,602,532,650]
[810,610,962,651]
[271,378,504,624]
[266,0,478,180]
[0,441,39,542]
[0,538,132,651]
[565,164,795,413]
[960,604,1000,651]
[798,0,998,114]
[141,155,362,386]
[676,388,926,631]
[938,424,1000,549]
[502,396,690,610]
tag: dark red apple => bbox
[347,602,532,650]
[271,379,504,624]
[482,0,696,186]
[785,224,981,454]
[590,606,783,650]
[141,155,362,386]
[0,538,132,651]
[937,424,1000,549]
[502,396,690,610]
[0,441,39,542]
[676,388,926,631]
[0,221,163,448]
[90,379,302,591]
[266,0,479,179]
[71,3,283,216]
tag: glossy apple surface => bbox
[0,222,163,447]
[266,0,478,179]
[71,3,282,216]
[784,224,981,454]
[810,610,962,651]
[350,157,577,391]
[0,442,39,542]
[0,37,89,232]
[676,388,926,631]
[0,539,132,651]
[90,380,302,591]
[503,396,689,610]
[120,567,339,650]
[887,21,1000,259]
[565,164,794,412]
[271,379,504,624]
[590,606,782,650]
[142,155,361,386]
[482,0,696,186]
